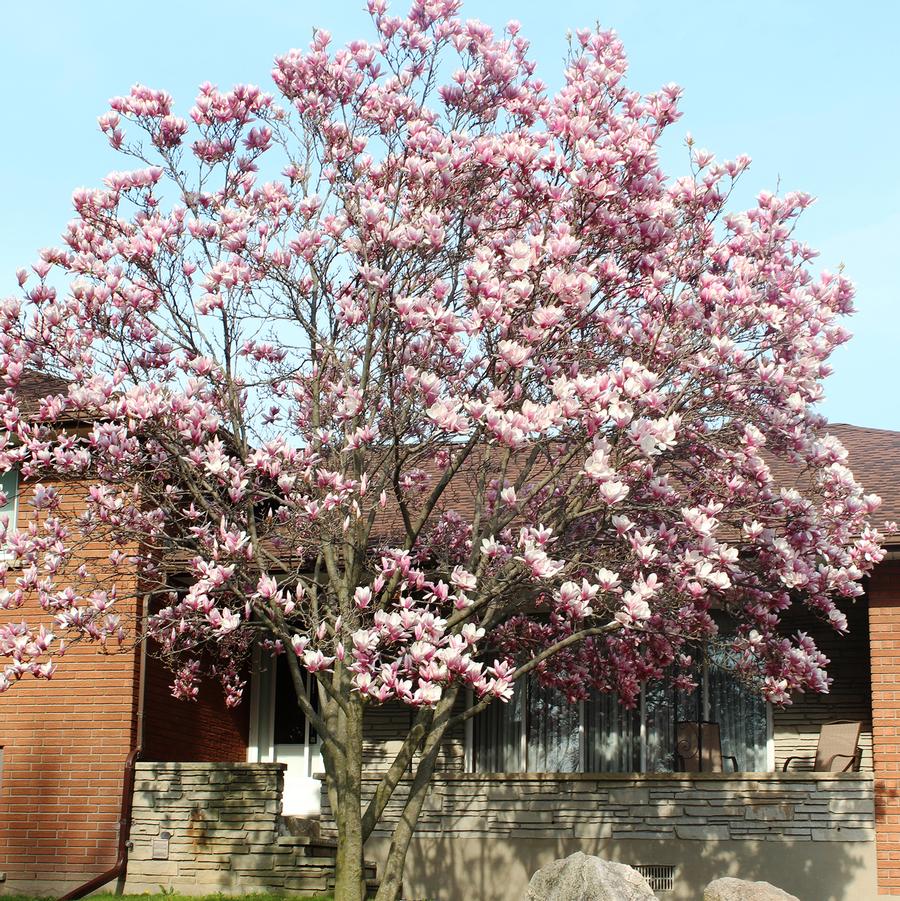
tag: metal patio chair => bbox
[782,720,862,772]
[675,721,738,772]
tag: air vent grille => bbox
[634,864,676,892]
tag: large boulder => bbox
[525,851,656,901]
[704,877,800,901]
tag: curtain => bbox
[471,662,769,774]
[473,677,580,772]
[708,664,768,771]
[584,692,640,772]
[645,680,678,772]
[473,682,524,772]
[526,680,581,772]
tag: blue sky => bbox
[1,1,896,428]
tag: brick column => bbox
[869,559,900,896]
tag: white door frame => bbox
[248,647,322,815]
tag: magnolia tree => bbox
[0,2,887,899]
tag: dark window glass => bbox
[274,655,318,745]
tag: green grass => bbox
[1,895,330,901]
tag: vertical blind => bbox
[708,664,768,771]
[585,691,640,772]
[527,680,581,772]
[473,679,525,772]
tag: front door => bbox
[249,651,323,816]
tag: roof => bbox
[15,370,70,414]
[828,424,900,541]
[10,369,900,545]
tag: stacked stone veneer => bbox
[322,772,875,844]
[126,762,372,895]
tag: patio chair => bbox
[782,720,862,772]
[675,721,738,772]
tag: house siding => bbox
[361,694,467,775]
[773,600,873,773]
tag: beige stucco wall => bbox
[375,834,878,901]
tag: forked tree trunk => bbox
[372,691,457,901]
[319,686,458,901]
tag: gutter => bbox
[60,595,150,901]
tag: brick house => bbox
[1,384,899,899]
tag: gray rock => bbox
[525,852,656,901]
[704,877,800,901]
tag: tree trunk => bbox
[328,696,367,901]
[372,690,457,901]
[333,818,365,901]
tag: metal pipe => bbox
[58,747,141,901]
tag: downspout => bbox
[60,594,150,901]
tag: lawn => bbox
[1,895,329,901]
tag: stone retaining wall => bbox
[321,771,875,844]
[125,762,344,895]
[123,763,875,899]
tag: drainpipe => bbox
[60,594,150,901]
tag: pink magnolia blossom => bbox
[0,6,883,896]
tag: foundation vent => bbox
[634,864,676,893]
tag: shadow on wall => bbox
[0,741,120,893]
[125,761,346,897]
[393,833,875,901]
[875,777,898,825]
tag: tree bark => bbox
[329,694,367,901]
[372,690,457,901]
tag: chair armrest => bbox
[782,756,807,772]
[724,755,738,772]
[822,753,859,773]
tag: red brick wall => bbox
[868,559,900,895]
[0,480,141,893]
[141,649,249,763]
[0,477,249,893]
[0,640,139,891]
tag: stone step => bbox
[279,814,322,839]
[276,836,341,855]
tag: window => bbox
[471,659,769,773]
[0,467,18,557]
[273,654,318,746]
[0,467,17,531]
[473,675,585,773]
